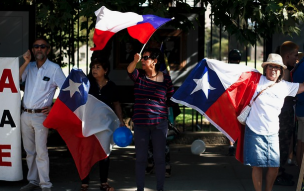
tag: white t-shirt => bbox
[246,75,299,135]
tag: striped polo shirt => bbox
[128,69,174,126]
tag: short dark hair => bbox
[263,65,284,83]
[142,48,164,72]
[228,49,241,63]
[280,41,299,57]
[33,37,50,47]
[88,57,110,79]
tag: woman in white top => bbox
[243,53,304,191]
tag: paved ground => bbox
[0,131,299,191]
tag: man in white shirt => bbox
[19,37,66,191]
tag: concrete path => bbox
[0,135,298,191]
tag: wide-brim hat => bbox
[261,53,286,69]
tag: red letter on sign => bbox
[0,145,12,166]
[0,69,17,93]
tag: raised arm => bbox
[19,50,31,80]
[127,53,141,73]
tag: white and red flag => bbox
[43,68,119,180]
[91,6,172,51]
[171,59,261,162]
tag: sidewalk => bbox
[0,133,298,191]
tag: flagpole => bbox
[139,17,174,55]
[139,43,147,55]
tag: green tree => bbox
[208,0,304,45]
[1,0,304,65]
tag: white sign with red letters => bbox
[0,57,22,181]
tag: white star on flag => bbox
[62,79,82,97]
[191,71,216,99]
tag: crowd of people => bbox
[17,36,304,191]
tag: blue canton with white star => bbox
[58,68,90,112]
[173,59,225,112]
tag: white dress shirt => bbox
[21,59,66,109]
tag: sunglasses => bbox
[268,65,281,70]
[142,56,151,61]
[32,44,49,49]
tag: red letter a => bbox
[0,69,17,93]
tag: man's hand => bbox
[23,50,31,63]
[41,106,51,115]
[20,50,31,80]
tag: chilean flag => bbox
[171,59,261,162]
[43,68,119,179]
[91,6,172,51]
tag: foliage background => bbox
[1,0,304,66]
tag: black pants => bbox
[81,157,110,184]
[147,140,170,166]
[134,120,168,191]
[278,108,294,167]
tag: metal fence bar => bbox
[77,9,80,68]
[86,19,89,75]
[67,5,265,133]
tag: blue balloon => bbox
[113,126,133,147]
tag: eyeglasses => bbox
[32,44,49,49]
[142,56,151,61]
[268,65,281,70]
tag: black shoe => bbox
[228,147,235,156]
[274,175,294,186]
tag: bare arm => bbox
[19,50,31,80]
[127,53,141,73]
[298,83,304,94]
[113,101,125,126]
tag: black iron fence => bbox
[30,3,268,132]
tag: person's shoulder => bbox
[107,80,117,87]
[28,61,36,67]
[45,59,61,69]
[258,75,267,85]
[294,62,304,75]
[278,80,296,87]
[162,72,171,79]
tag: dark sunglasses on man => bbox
[32,44,50,49]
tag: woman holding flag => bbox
[243,53,304,191]
[127,48,174,191]
[80,57,124,191]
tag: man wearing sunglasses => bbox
[19,37,66,191]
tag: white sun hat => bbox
[261,53,286,69]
